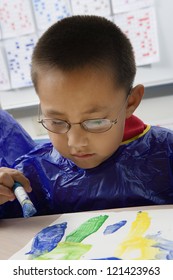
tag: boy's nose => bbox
[67,125,89,148]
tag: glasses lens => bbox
[42,119,69,134]
[82,119,112,133]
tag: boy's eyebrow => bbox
[44,106,109,116]
[83,106,109,114]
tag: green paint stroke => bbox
[65,215,108,243]
[35,242,92,260]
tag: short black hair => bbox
[31,15,136,92]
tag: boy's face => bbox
[37,67,133,169]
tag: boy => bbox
[0,15,173,218]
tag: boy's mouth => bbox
[71,153,95,159]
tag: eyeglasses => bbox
[37,91,131,134]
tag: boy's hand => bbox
[0,167,32,205]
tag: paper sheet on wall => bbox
[0,49,11,90]
[4,35,38,89]
[114,6,159,66]
[10,208,173,260]
[111,0,154,13]
[0,0,35,39]
[32,0,72,31]
[71,0,111,16]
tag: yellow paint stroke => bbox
[114,211,160,259]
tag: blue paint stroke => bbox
[13,181,37,218]
[22,202,37,218]
[103,220,127,235]
[147,232,173,260]
[92,256,121,260]
[26,222,67,257]
[166,250,173,260]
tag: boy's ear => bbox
[125,84,144,118]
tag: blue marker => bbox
[13,182,37,218]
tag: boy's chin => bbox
[71,158,103,170]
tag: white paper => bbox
[71,0,111,16]
[111,0,154,13]
[0,0,35,39]
[0,49,11,90]
[32,0,72,31]
[4,35,38,89]
[10,208,173,260]
[114,6,159,66]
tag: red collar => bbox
[123,115,147,141]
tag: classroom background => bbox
[0,0,173,140]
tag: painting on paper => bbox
[10,209,173,260]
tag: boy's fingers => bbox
[11,173,32,193]
[0,169,14,186]
[0,185,16,205]
[0,168,32,192]
[0,184,15,197]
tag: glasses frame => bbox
[37,88,132,134]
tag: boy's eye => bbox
[84,119,109,127]
[91,120,103,125]
[51,120,66,126]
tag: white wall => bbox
[136,94,173,126]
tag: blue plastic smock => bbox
[1,121,173,218]
[0,110,36,167]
